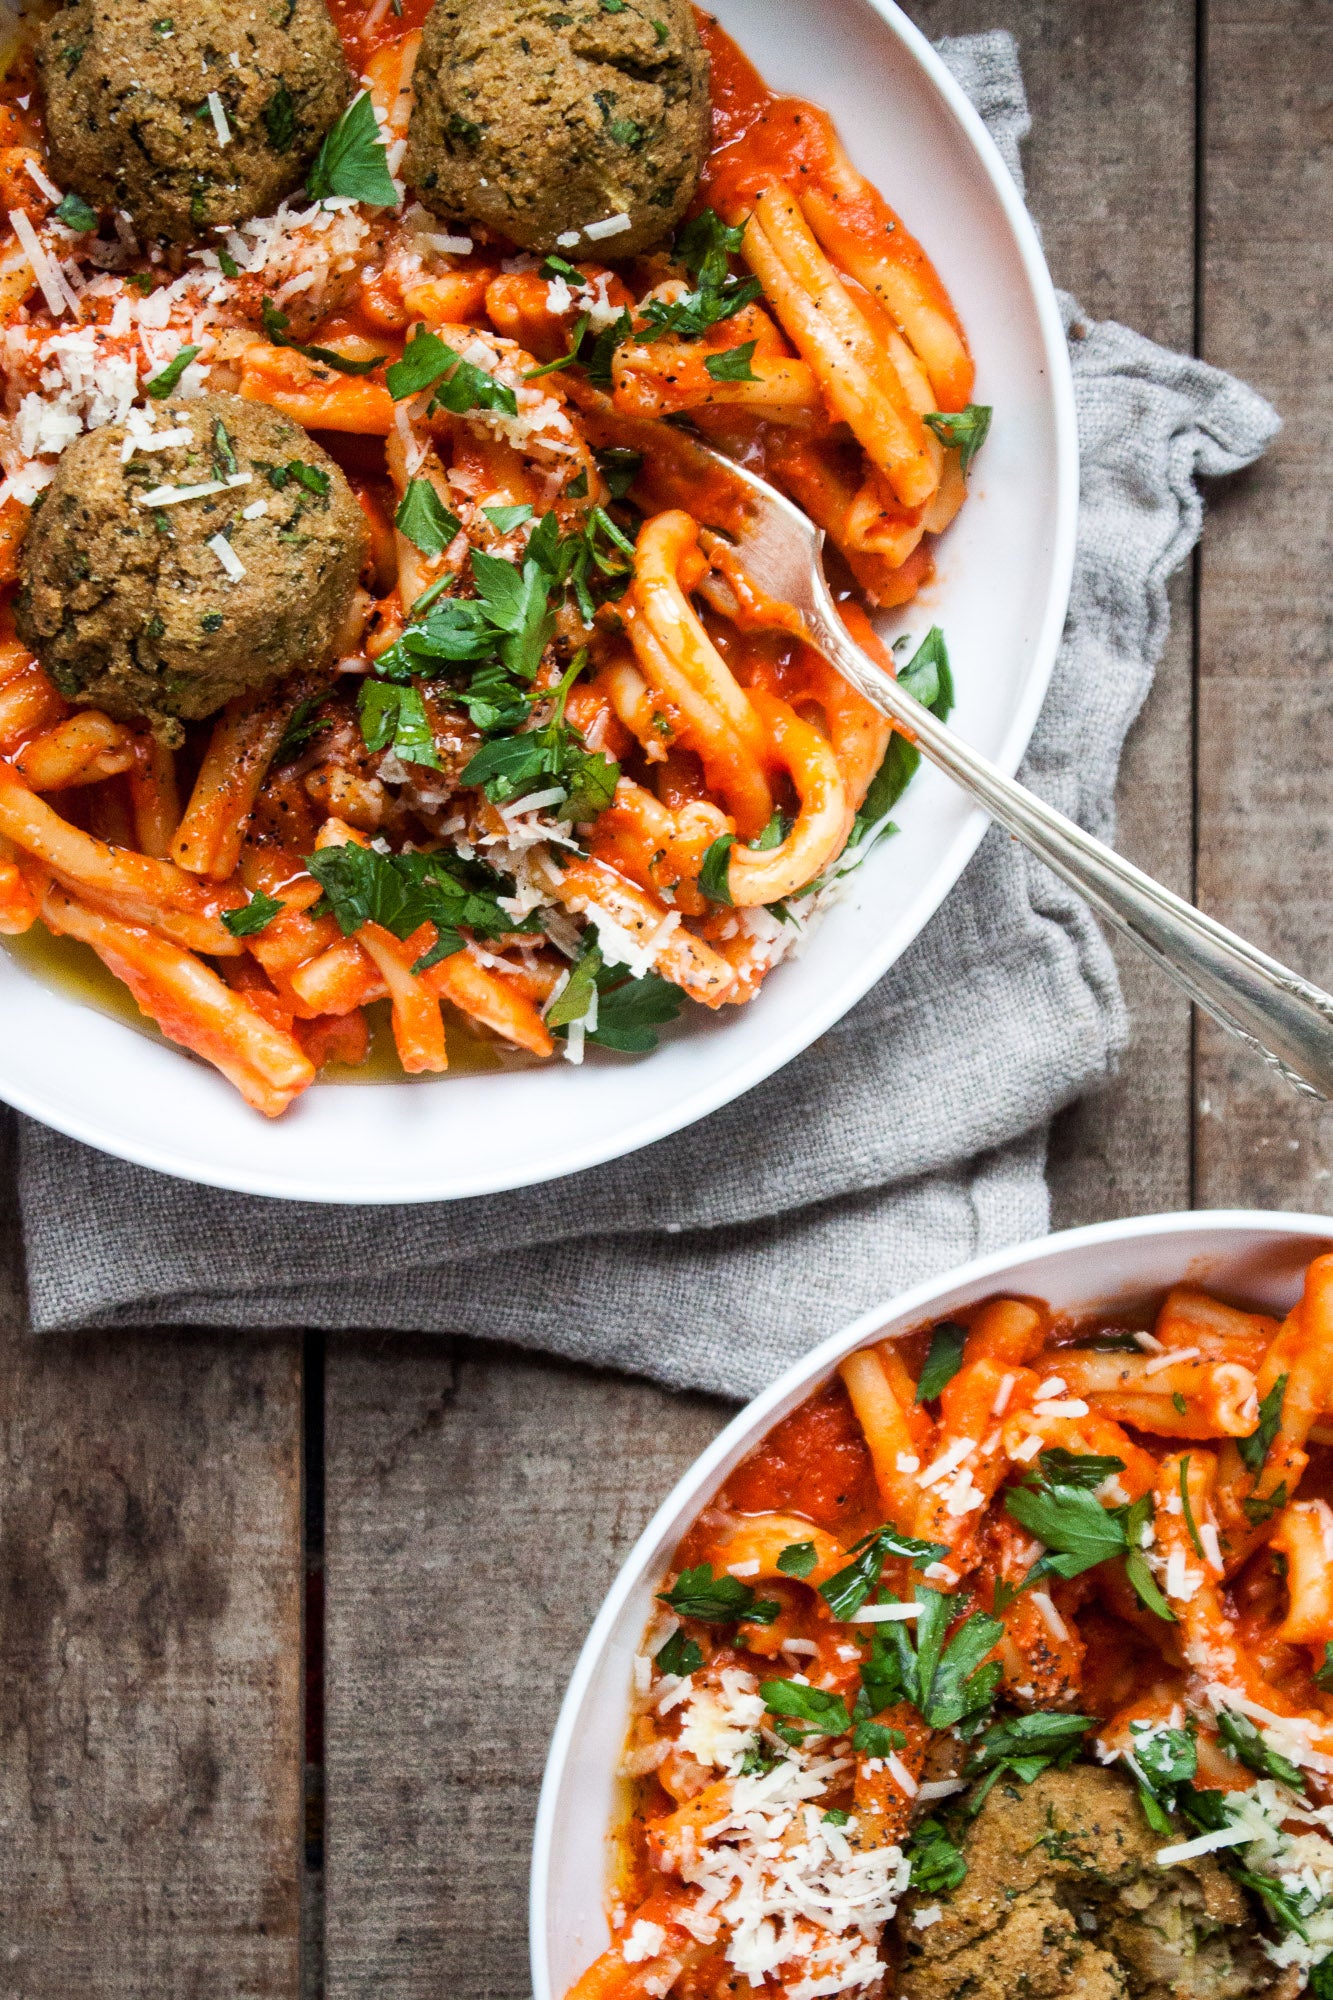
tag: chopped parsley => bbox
[1238,1374,1287,1476]
[657,1563,779,1626]
[481,503,534,534]
[221,890,285,937]
[461,648,618,820]
[907,1817,968,1893]
[760,1679,852,1742]
[776,1541,817,1579]
[654,1629,703,1678]
[144,344,200,398]
[923,403,992,472]
[357,679,440,768]
[263,82,296,153]
[819,1524,948,1622]
[848,626,955,847]
[548,945,684,1054]
[1216,1708,1307,1793]
[1005,1464,1175,1621]
[306,89,397,206]
[962,1709,1097,1814]
[858,1588,1003,1730]
[386,325,518,416]
[394,478,462,556]
[53,191,97,232]
[916,1321,966,1403]
[639,210,762,345]
[304,842,516,972]
[260,296,386,375]
[274,694,331,763]
[698,833,734,904]
[704,340,759,383]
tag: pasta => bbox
[572,1253,1333,2000]
[0,6,987,1111]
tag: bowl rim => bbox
[528,1206,1333,1999]
[0,0,1079,1202]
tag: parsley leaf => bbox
[386,325,518,416]
[306,89,398,206]
[1005,1476,1128,1580]
[145,344,200,398]
[263,82,296,152]
[395,478,462,556]
[923,403,992,471]
[54,191,97,232]
[908,1818,968,1894]
[1132,1719,1197,1792]
[705,340,759,383]
[776,1541,817,1579]
[1179,1455,1206,1561]
[655,1629,703,1677]
[861,1588,1002,1730]
[1036,1448,1126,1491]
[482,503,535,533]
[852,1719,906,1756]
[761,1680,852,1738]
[962,1710,1096,1813]
[658,1563,778,1626]
[1231,1866,1316,1942]
[586,967,684,1054]
[849,626,954,844]
[1316,1642,1333,1693]
[304,843,514,968]
[221,889,285,937]
[274,694,331,763]
[357,679,440,768]
[1238,1374,1287,1475]
[596,446,643,498]
[1242,1480,1288,1526]
[698,833,735,904]
[260,296,385,374]
[546,945,603,1032]
[916,1322,966,1403]
[819,1525,948,1622]
[639,216,760,344]
[1216,1708,1307,1792]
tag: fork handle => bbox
[809,607,1333,1101]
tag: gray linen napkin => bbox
[15,36,1280,1395]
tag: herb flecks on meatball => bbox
[36,0,352,242]
[893,1764,1273,2000]
[404,0,709,257]
[17,392,367,743]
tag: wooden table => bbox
[0,1,1328,1991]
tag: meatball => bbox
[17,393,367,741]
[404,0,709,257]
[36,0,352,242]
[893,1765,1273,2000]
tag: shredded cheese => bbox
[206,91,232,147]
[207,532,246,581]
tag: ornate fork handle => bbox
[808,601,1333,1102]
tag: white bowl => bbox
[530,1209,1333,1999]
[0,0,1077,1200]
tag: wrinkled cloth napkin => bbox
[16,35,1280,1395]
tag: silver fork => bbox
[699,447,1333,1101]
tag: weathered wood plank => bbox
[912,0,1199,1228]
[0,1109,305,1998]
[1194,0,1333,1207]
[323,1336,726,1999]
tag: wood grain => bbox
[1194,0,1333,1207]
[322,1335,726,1999]
[911,0,1199,1226]
[0,1110,304,1998]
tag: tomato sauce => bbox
[720,1376,878,1531]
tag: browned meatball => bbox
[37,0,352,242]
[404,0,709,256]
[17,393,367,742]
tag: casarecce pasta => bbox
[569,1254,1333,2000]
[0,4,987,1114]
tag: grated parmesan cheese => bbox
[584,212,632,241]
[207,532,246,581]
[206,91,232,146]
